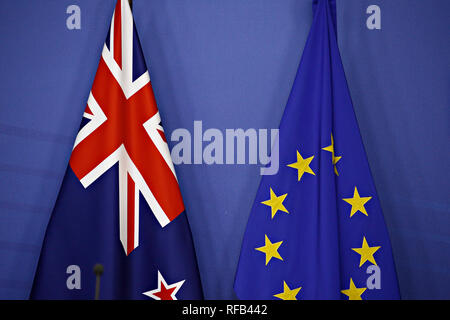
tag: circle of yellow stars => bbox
[341,278,366,300]
[322,134,342,176]
[253,133,382,300]
[343,186,372,217]
[274,281,302,300]
[287,151,315,181]
[261,188,289,219]
[255,235,283,265]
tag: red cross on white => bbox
[69,0,184,255]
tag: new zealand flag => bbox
[31,0,203,300]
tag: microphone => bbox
[93,264,104,300]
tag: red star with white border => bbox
[143,271,185,300]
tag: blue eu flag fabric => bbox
[31,0,203,300]
[234,0,400,300]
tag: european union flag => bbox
[234,0,400,300]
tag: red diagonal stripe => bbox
[127,173,135,255]
[113,1,122,69]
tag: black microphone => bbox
[93,264,104,300]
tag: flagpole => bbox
[93,264,104,300]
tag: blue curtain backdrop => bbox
[0,0,448,299]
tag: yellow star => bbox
[274,281,302,300]
[261,188,289,219]
[352,236,381,267]
[287,150,315,181]
[322,134,342,175]
[342,186,372,217]
[341,278,366,300]
[255,235,283,266]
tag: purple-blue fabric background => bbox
[0,0,448,299]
